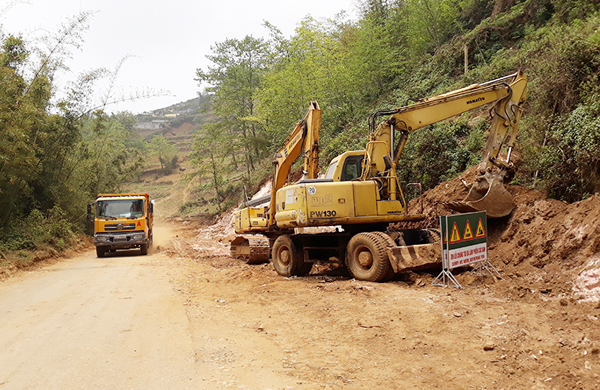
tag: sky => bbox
[1,0,358,114]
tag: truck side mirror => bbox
[149,202,154,215]
[87,203,93,221]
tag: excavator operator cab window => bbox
[325,160,338,180]
[341,156,364,181]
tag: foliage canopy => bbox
[194,0,600,206]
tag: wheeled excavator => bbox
[231,71,527,281]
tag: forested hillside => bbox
[194,0,600,209]
[1,0,599,258]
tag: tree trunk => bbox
[250,123,259,158]
[209,151,222,203]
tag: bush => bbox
[397,116,486,190]
[534,103,600,201]
[0,206,74,251]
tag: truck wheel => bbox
[271,235,300,277]
[96,247,105,258]
[140,244,148,255]
[346,232,392,282]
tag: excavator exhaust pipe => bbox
[445,171,515,218]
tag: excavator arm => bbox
[271,101,321,194]
[268,101,321,227]
[361,71,527,217]
[231,102,321,262]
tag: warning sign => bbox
[476,218,486,238]
[463,220,474,241]
[440,211,487,270]
[450,222,461,243]
[435,211,499,288]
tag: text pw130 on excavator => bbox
[231,72,527,281]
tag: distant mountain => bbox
[136,95,209,118]
[134,94,213,131]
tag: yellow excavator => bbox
[231,101,322,263]
[231,72,527,281]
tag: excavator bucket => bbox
[445,173,515,218]
[230,235,270,264]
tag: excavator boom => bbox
[363,71,527,217]
[269,101,321,226]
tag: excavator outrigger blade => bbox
[445,171,515,218]
[230,235,270,264]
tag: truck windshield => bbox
[97,199,144,219]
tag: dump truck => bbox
[88,193,154,257]
[231,72,527,281]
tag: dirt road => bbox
[0,223,296,390]
[1,220,599,389]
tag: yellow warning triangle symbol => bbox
[475,218,486,238]
[463,220,474,240]
[449,222,462,243]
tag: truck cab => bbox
[88,193,154,257]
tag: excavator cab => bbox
[324,151,365,182]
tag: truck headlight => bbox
[95,235,108,242]
[132,233,146,240]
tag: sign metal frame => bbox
[433,211,498,288]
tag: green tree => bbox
[405,0,462,55]
[196,35,270,174]
[148,135,178,172]
[258,17,347,149]
[192,122,227,209]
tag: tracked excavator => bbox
[231,72,527,281]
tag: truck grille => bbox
[104,223,136,231]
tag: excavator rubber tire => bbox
[345,232,392,282]
[370,231,397,281]
[271,235,300,277]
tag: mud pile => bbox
[170,182,275,260]
[403,167,600,301]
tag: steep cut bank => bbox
[400,167,600,301]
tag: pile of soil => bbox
[400,166,600,301]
